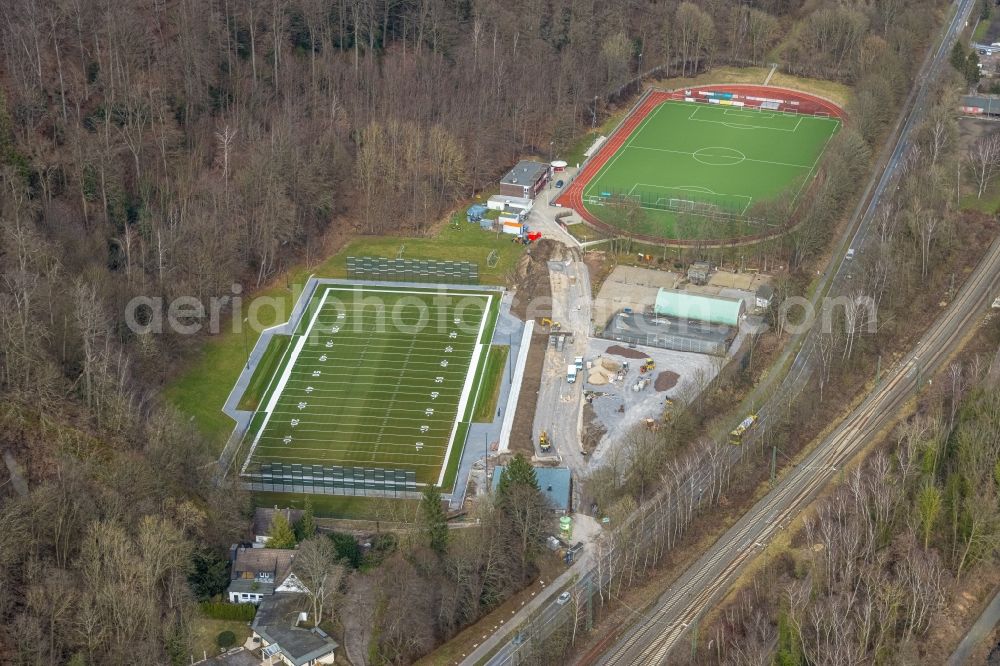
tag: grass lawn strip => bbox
[472,346,509,422]
[236,333,293,411]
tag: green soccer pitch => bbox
[582,101,840,239]
[239,284,500,490]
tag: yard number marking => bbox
[297,402,308,410]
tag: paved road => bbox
[598,0,981,661]
[948,588,1000,666]
[531,256,593,480]
[460,552,591,666]
[600,238,1000,665]
[457,2,978,663]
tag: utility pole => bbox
[770,446,777,487]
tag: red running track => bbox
[556,85,845,247]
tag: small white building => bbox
[487,194,533,214]
[755,284,775,311]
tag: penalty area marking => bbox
[630,182,754,214]
[687,105,803,132]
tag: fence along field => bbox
[573,90,841,241]
[239,284,498,495]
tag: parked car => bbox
[556,592,571,606]
[845,248,856,261]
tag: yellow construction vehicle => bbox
[728,414,759,445]
[539,431,551,452]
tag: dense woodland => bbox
[0,0,974,664]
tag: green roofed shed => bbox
[654,289,745,326]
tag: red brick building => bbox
[499,160,549,199]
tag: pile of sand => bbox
[600,357,621,372]
[588,371,608,385]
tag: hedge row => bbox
[199,601,257,622]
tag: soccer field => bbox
[240,284,499,491]
[581,100,840,239]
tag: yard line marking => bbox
[437,293,493,487]
[243,285,499,485]
[253,452,446,467]
[370,336,417,461]
[241,287,333,474]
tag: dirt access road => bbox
[531,249,593,486]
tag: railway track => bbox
[602,236,1000,664]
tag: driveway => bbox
[531,255,593,485]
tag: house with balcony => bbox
[227,545,308,604]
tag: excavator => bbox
[539,431,552,452]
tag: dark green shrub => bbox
[199,601,256,622]
[217,631,237,649]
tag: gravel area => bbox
[584,339,720,463]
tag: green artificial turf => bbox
[582,100,840,239]
[242,284,500,487]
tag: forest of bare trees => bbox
[675,346,1000,665]
[0,0,962,663]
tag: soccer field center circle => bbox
[692,146,747,166]
[559,85,845,246]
